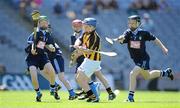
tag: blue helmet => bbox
[83,17,97,27]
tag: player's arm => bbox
[74,38,82,48]
[117,35,126,44]
[154,38,168,55]
[70,35,77,52]
[117,30,130,44]
[73,38,88,52]
[25,33,37,55]
[73,37,92,56]
[145,31,168,55]
[45,44,55,52]
[69,38,83,66]
[45,35,56,52]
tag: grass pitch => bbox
[0,90,180,108]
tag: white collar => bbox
[128,27,142,35]
[73,30,83,37]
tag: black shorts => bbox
[50,54,64,74]
[75,55,85,73]
[133,58,150,70]
[26,54,50,70]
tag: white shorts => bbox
[78,58,101,77]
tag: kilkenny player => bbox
[71,19,116,100]
[73,17,115,102]
[70,19,100,100]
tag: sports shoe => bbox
[36,93,42,102]
[78,94,88,100]
[166,68,174,80]
[126,98,135,102]
[108,92,116,100]
[69,95,77,100]
[126,95,134,102]
[76,91,86,96]
[50,91,60,100]
[55,84,62,91]
[86,95,99,103]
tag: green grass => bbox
[0,90,180,108]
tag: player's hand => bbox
[162,47,168,55]
[117,35,125,43]
[46,44,55,52]
[70,45,77,49]
[31,49,37,55]
[72,45,86,51]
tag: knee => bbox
[45,64,55,74]
[59,75,65,82]
[75,74,78,82]
[130,71,138,78]
[143,75,150,80]
[29,66,36,72]
[76,72,83,82]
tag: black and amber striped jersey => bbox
[79,30,101,61]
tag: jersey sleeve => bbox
[122,30,130,44]
[27,33,34,44]
[46,35,55,45]
[78,34,83,42]
[71,35,76,45]
[144,31,156,41]
[25,33,34,54]
[70,35,76,52]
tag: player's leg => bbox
[76,70,98,102]
[29,65,42,102]
[88,80,101,101]
[75,72,100,101]
[139,58,174,80]
[140,69,160,80]
[76,58,101,102]
[58,72,77,100]
[74,59,85,96]
[42,62,60,100]
[55,55,77,100]
[75,58,100,101]
[76,74,100,101]
[94,70,116,100]
[141,68,174,80]
[43,63,55,87]
[127,66,141,102]
[39,69,62,91]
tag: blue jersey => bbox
[122,28,156,60]
[46,43,62,60]
[25,29,54,55]
[25,28,53,70]
[70,30,85,72]
[70,30,83,52]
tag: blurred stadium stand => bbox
[0,0,180,90]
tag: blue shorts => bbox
[26,54,50,70]
[50,54,64,74]
[133,58,150,70]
